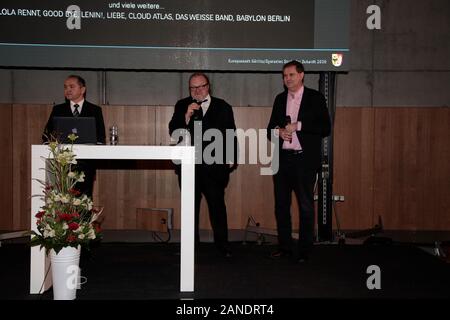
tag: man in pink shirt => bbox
[267,61,331,262]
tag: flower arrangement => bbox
[31,134,102,254]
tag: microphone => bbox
[285,115,292,143]
[284,115,291,127]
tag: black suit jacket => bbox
[43,101,106,144]
[267,87,331,171]
[169,96,237,171]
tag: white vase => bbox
[49,245,81,300]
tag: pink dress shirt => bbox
[283,86,304,150]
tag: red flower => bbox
[35,211,45,219]
[68,222,79,230]
[69,188,81,196]
[57,212,73,222]
[67,234,77,242]
[93,223,102,234]
[71,212,80,219]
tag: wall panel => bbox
[12,104,53,230]
[3,104,449,233]
[0,104,13,230]
[373,107,450,230]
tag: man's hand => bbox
[285,122,297,133]
[279,128,293,141]
[185,102,201,124]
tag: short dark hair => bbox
[282,60,305,73]
[66,75,86,98]
[67,74,86,87]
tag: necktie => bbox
[193,100,205,121]
[197,99,208,119]
[73,104,80,117]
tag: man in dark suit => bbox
[267,61,331,262]
[169,72,237,257]
[43,75,106,197]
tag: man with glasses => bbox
[169,72,237,257]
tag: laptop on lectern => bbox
[51,116,97,144]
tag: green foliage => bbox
[31,135,103,254]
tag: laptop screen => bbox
[51,117,97,144]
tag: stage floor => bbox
[1,241,450,301]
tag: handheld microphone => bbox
[285,115,292,143]
[284,115,291,127]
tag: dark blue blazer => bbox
[43,101,106,144]
[169,96,237,166]
[267,87,331,171]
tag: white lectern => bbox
[30,145,195,293]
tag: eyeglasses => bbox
[189,83,209,90]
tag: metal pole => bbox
[318,72,336,242]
